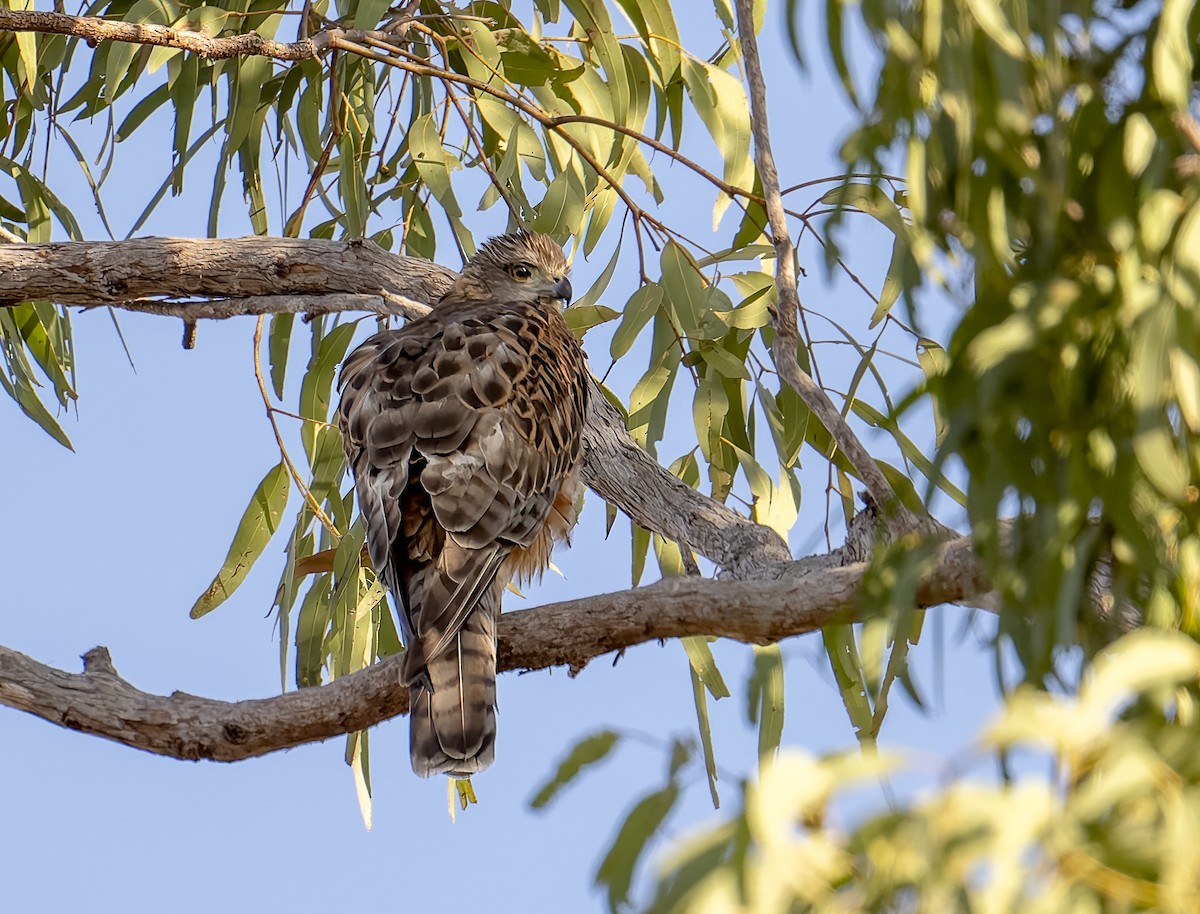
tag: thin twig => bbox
[252,315,339,536]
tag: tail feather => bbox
[408,597,497,778]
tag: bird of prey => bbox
[336,231,589,778]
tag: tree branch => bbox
[0,9,757,229]
[0,533,990,762]
[0,236,791,574]
[733,2,918,539]
[0,8,324,60]
[0,236,449,320]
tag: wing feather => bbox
[337,289,588,776]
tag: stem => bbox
[732,0,917,538]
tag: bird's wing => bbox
[337,302,587,677]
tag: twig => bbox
[252,315,339,536]
[732,0,918,539]
[0,8,320,59]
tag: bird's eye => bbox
[511,264,533,281]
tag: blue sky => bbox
[0,4,1003,911]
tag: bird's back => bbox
[338,289,588,777]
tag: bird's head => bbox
[458,230,573,307]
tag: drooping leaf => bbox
[596,782,680,913]
[747,644,785,765]
[688,663,720,809]
[190,462,290,618]
[530,730,621,809]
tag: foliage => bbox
[636,630,1200,914]
[827,0,1200,678]
[2,0,1200,909]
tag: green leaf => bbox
[871,234,917,327]
[680,57,754,225]
[681,636,731,699]
[268,313,294,400]
[818,182,908,237]
[659,241,710,338]
[631,521,651,586]
[1152,0,1193,108]
[614,0,682,88]
[227,55,271,154]
[298,322,358,462]
[747,644,784,765]
[611,283,663,360]
[115,83,170,141]
[498,28,561,86]
[0,367,74,450]
[756,380,807,468]
[574,239,622,310]
[688,664,720,809]
[712,286,772,330]
[530,168,585,238]
[339,129,367,239]
[295,571,333,688]
[1080,630,1200,724]
[823,624,874,745]
[274,526,312,690]
[347,729,373,831]
[7,304,75,406]
[964,0,1026,58]
[189,462,290,618]
[851,400,966,506]
[699,342,749,380]
[565,304,621,337]
[530,730,620,809]
[643,821,739,914]
[13,22,37,89]
[563,0,629,124]
[917,339,949,446]
[596,782,680,913]
[408,113,463,219]
[352,0,392,29]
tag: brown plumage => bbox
[336,231,589,778]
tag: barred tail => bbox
[408,600,497,778]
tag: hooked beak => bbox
[551,276,573,304]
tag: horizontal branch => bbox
[0,533,989,762]
[0,236,450,320]
[104,292,390,321]
[0,8,320,60]
[0,236,791,573]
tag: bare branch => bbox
[581,383,791,575]
[0,533,990,762]
[0,237,450,319]
[0,8,320,60]
[106,293,390,321]
[733,2,918,538]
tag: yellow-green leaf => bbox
[190,462,290,618]
[530,730,620,809]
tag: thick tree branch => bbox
[734,2,917,539]
[0,236,449,320]
[0,533,990,762]
[0,236,790,573]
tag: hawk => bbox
[336,231,589,778]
